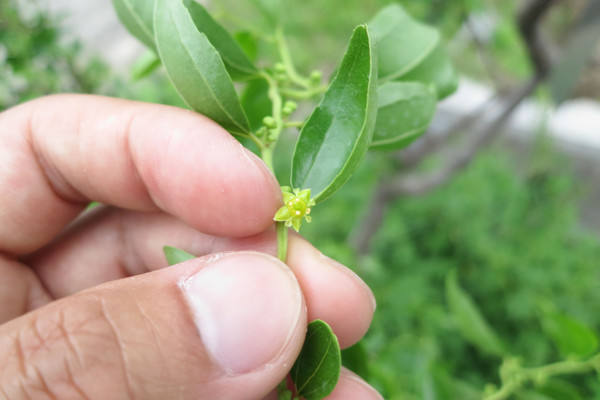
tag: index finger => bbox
[0,94,281,255]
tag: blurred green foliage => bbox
[0,0,186,110]
[4,0,600,398]
[301,143,600,398]
[0,0,110,109]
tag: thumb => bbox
[0,252,306,400]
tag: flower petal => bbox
[274,206,294,221]
[298,189,311,203]
[282,191,295,204]
[291,217,302,232]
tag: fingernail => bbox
[180,252,302,374]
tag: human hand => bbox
[0,95,380,400]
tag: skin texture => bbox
[0,95,382,400]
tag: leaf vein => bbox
[296,335,334,396]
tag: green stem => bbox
[284,121,304,129]
[261,145,274,172]
[531,358,597,376]
[280,85,327,99]
[244,131,265,149]
[484,381,519,400]
[261,71,285,139]
[277,221,288,262]
[275,26,311,89]
[484,354,600,400]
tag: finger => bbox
[263,368,383,400]
[286,238,376,348]
[24,206,275,298]
[0,94,280,255]
[26,208,375,348]
[0,255,52,324]
[0,252,305,400]
[325,368,383,400]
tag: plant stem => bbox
[280,85,327,99]
[275,26,311,89]
[261,145,275,172]
[485,381,519,400]
[245,131,265,149]
[484,354,600,400]
[531,357,597,376]
[284,121,304,128]
[276,221,288,262]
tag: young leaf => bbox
[445,270,506,357]
[182,0,258,80]
[131,50,161,81]
[341,341,369,381]
[241,77,272,131]
[112,0,156,50]
[541,311,599,358]
[291,25,377,203]
[154,0,251,135]
[163,246,195,266]
[398,42,459,100]
[291,320,341,400]
[370,81,436,150]
[234,31,259,62]
[537,379,584,400]
[368,4,439,83]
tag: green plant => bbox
[0,0,113,109]
[111,0,457,398]
[303,144,600,399]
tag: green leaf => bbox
[537,379,583,400]
[368,4,439,83]
[291,25,377,203]
[398,41,459,100]
[234,31,259,62]
[154,0,251,135]
[112,0,156,50]
[241,77,272,131]
[341,341,369,381]
[541,311,599,358]
[445,270,506,357]
[182,0,257,80]
[163,246,195,266]
[131,49,161,81]
[291,320,341,400]
[370,81,436,150]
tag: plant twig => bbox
[518,0,557,79]
[484,354,600,400]
[276,26,312,89]
[465,16,508,88]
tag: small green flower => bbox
[274,187,315,232]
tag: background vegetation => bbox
[3,0,600,398]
